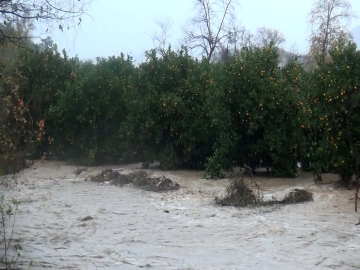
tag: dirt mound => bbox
[89,170,180,192]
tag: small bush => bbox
[159,144,179,170]
[0,197,22,269]
[80,149,96,166]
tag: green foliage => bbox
[0,67,37,174]
[5,36,360,181]
[205,46,306,177]
[308,41,360,184]
[19,45,76,120]
[158,144,179,170]
[124,47,213,169]
[48,54,134,163]
[10,42,79,158]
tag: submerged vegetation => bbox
[215,168,314,207]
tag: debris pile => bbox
[216,166,313,208]
[89,169,180,192]
[281,189,313,204]
[74,167,88,176]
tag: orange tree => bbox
[205,46,307,177]
[0,70,40,175]
[0,33,49,175]
[124,47,214,169]
[48,54,135,164]
[308,41,360,185]
[19,44,76,121]
[16,41,78,158]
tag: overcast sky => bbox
[41,0,360,63]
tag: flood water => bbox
[1,162,360,269]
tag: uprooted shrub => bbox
[216,172,313,207]
[89,169,180,192]
[215,175,264,207]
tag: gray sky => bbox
[43,0,360,63]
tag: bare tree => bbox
[308,0,356,62]
[236,26,253,49]
[0,0,92,48]
[255,27,285,48]
[184,0,237,61]
[151,18,172,56]
[214,24,253,63]
[227,24,253,53]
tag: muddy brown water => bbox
[1,161,360,269]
